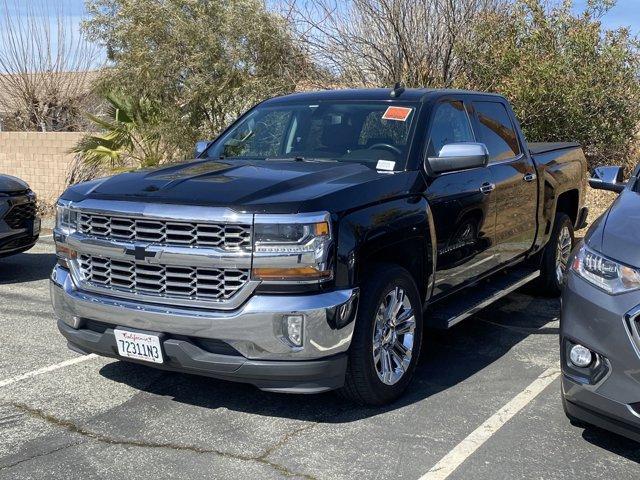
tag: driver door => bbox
[423,99,499,298]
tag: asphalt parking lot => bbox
[1,238,639,480]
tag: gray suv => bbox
[0,175,40,258]
[562,165,640,442]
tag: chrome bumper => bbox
[51,265,357,362]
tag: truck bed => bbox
[528,142,581,155]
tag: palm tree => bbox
[72,90,170,171]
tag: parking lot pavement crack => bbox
[8,402,317,479]
[253,406,364,480]
[0,440,85,472]
[256,422,321,479]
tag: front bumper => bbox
[0,194,39,258]
[561,270,640,441]
[51,265,356,393]
[0,232,38,258]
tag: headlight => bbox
[571,244,640,294]
[55,200,79,235]
[252,213,333,283]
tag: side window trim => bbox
[470,99,522,164]
[424,97,476,160]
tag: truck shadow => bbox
[0,252,56,284]
[99,291,640,463]
[99,291,560,423]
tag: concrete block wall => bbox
[0,132,85,206]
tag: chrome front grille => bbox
[78,213,251,250]
[78,254,250,301]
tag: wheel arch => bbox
[555,189,580,228]
[335,196,434,305]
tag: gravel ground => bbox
[0,237,638,480]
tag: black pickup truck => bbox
[52,88,587,405]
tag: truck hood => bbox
[62,159,419,214]
[0,174,29,193]
[586,189,640,267]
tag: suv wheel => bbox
[338,264,423,405]
[535,212,574,296]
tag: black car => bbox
[562,165,640,442]
[0,174,40,258]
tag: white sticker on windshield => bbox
[376,160,396,171]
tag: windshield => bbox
[204,101,419,168]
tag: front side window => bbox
[472,101,521,162]
[205,101,419,168]
[427,101,475,157]
[219,110,293,158]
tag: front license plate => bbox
[114,329,163,364]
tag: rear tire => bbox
[534,212,574,297]
[337,264,423,406]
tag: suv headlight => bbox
[572,244,640,294]
[252,213,333,283]
[55,200,79,236]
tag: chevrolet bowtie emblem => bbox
[125,245,156,261]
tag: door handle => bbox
[523,173,536,182]
[479,182,495,194]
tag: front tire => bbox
[338,264,423,406]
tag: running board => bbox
[427,267,540,329]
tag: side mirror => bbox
[589,166,625,193]
[427,142,489,174]
[194,140,210,157]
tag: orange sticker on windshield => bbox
[382,106,413,122]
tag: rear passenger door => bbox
[471,100,537,264]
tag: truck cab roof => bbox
[262,88,508,105]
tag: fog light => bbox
[283,314,304,347]
[570,344,593,368]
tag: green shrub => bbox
[457,0,640,170]
[83,0,307,159]
[71,90,172,172]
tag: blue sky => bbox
[4,0,640,32]
[573,0,640,32]
[0,0,96,71]
[2,0,639,51]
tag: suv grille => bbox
[78,254,250,301]
[78,213,251,250]
[4,202,36,229]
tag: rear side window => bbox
[427,101,474,157]
[472,101,520,162]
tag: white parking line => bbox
[0,354,97,389]
[419,367,560,480]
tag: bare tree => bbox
[0,0,104,131]
[279,0,503,89]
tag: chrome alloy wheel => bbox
[372,287,416,386]
[556,225,573,284]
